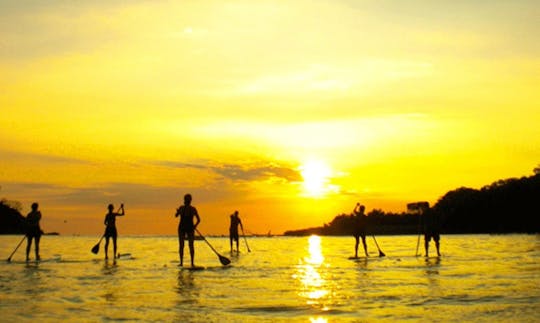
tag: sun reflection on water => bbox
[294,235,330,308]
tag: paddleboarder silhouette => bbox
[175,194,201,267]
[422,207,441,257]
[229,210,243,253]
[25,202,43,261]
[104,203,125,259]
[353,203,368,258]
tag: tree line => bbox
[285,170,540,236]
[0,199,26,234]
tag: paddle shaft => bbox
[371,235,385,256]
[195,228,220,256]
[415,213,422,256]
[96,234,105,245]
[7,236,26,262]
[241,227,251,252]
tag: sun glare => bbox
[300,160,332,197]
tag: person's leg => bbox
[236,236,239,252]
[35,235,41,260]
[26,236,32,261]
[230,234,233,252]
[354,235,359,257]
[179,232,185,266]
[105,236,110,259]
[113,235,118,258]
[188,231,195,267]
[361,235,368,257]
[424,234,430,257]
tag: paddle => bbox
[371,235,386,257]
[91,235,104,254]
[195,228,231,266]
[6,236,26,262]
[241,227,251,252]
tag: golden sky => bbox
[1,0,539,235]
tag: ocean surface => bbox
[0,234,538,322]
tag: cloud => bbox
[152,160,302,183]
[0,149,91,165]
[1,181,235,209]
[214,163,302,182]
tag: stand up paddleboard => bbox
[179,265,206,271]
[8,255,62,264]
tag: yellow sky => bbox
[1,0,539,235]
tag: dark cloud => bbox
[152,160,302,183]
[1,181,238,209]
[1,149,91,165]
[213,164,302,182]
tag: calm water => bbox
[0,234,539,322]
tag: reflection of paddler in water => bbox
[175,194,201,267]
[104,203,125,259]
[422,207,441,257]
[26,202,43,261]
[229,210,243,253]
[352,202,368,258]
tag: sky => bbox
[1,0,539,235]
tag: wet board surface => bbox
[169,261,233,271]
[116,253,133,259]
[7,255,62,264]
[348,256,386,260]
[179,265,206,271]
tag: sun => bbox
[300,159,332,198]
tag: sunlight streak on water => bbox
[0,234,539,322]
[295,235,329,305]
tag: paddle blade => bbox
[379,250,386,257]
[91,243,100,254]
[219,254,231,266]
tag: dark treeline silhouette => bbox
[0,199,26,234]
[285,171,540,236]
[284,209,420,236]
[435,174,540,233]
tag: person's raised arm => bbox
[117,204,125,216]
[353,202,360,214]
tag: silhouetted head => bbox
[31,202,39,211]
[184,194,192,205]
[108,204,114,211]
[360,205,365,212]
